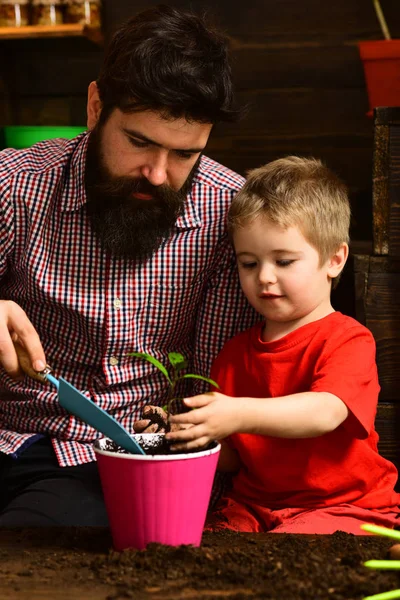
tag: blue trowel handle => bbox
[44,373,59,390]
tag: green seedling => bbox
[361,524,400,600]
[127,351,219,421]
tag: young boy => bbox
[166,156,400,535]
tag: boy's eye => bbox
[276,259,294,267]
[239,261,257,270]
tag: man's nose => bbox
[140,150,168,186]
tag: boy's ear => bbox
[327,242,349,278]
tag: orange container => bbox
[358,40,400,116]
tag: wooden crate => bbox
[354,254,400,400]
[353,253,400,475]
[375,403,400,477]
[372,107,400,256]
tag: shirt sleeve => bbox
[311,325,380,438]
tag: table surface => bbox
[0,527,398,600]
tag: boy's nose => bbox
[258,264,277,285]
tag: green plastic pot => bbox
[2,126,86,149]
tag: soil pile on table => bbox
[0,528,400,599]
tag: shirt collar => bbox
[59,131,201,230]
[59,132,89,213]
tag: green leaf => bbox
[182,374,220,389]
[168,352,187,370]
[127,352,172,384]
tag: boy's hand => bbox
[165,392,243,451]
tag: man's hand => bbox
[133,405,187,433]
[0,301,46,379]
[165,392,243,451]
[133,405,170,433]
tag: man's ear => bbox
[327,242,349,279]
[87,81,102,130]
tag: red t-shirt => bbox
[211,312,400,510]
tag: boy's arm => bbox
[166,390,349,452]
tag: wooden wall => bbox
[0,0,400,243]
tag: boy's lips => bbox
[259,293,283,299]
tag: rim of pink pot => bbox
[93,434,221,462]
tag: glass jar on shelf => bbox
[0,0,30,27]
[64,0,100,27]
[31,0,63,26]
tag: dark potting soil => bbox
[104,437,172,456]
[104,437,216,456]
[1,527,400,599]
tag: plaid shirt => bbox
[0,132,257,467]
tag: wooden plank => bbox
[230,43,366,90]
[389,127,400,255]
[372,123,390,254]
[0,24,102,44]
[375,402,400,469]
[374,107,400,126]
[363,273,400,319]
[372,108,400,256]
[369,256,400,273]
[17,96,87,127]
[10,42,366,95]
[11,46,102,96]
[212,89,372,137]
[206,140,372,175]
[353,255,400,402]
[353,271,367,325]
[368,324,400,401]
[197,0,400,41]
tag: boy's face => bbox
[233,217,345,340]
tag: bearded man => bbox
[0,5,257,525]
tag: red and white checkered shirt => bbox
[0,133,258,466]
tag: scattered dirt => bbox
[0,528,399,599]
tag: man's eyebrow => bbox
[122,128,205,153]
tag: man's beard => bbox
[84,125,200,260]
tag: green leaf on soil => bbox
[127,352,172,384]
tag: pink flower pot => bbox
[358,40,400,116]
[94,434,220,550]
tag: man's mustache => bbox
[90,176,166,200]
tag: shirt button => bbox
[109,356,119,366]
[113,298,122,310]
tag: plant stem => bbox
[373,0,391,40]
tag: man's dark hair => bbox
[96,4,240,124]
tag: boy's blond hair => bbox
[228,156,350,269]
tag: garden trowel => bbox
[14,342,145,455]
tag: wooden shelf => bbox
[0,24,103,44]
